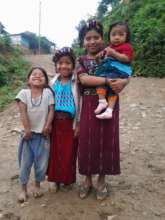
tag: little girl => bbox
[15,67,54,202]
[95,21,134,119]
[47,47,79,191]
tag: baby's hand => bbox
[105,47,115,57]
[96,50,106,64]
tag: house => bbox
[10,32,31,53]
[10,32,55,54]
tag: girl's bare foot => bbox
[49,182,60,193]
[18,191,28,203]
[33,187,43,198]
[33,182,43,198]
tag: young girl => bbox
[76,19,129,200]
[15,67,54,202]
[95,21,134,119]
[47,47,79,191]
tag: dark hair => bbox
[27,67,49,88]
[108,21,131,43]
[52,47,76,68]
[78,19,103,47]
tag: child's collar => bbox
[56,72,76,81]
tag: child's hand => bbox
[96,50,106,64]
[105,47,115,57]
[42,125,51,137]
[23,129,32,140]
[74,123,80,138]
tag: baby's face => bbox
[110,25,127,46]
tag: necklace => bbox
[30,90,43,107]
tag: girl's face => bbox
[83,30,103,55]
[110,25,127,46]
[28,68,46,87]
[56,56,73,77]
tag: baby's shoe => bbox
[94,99,108,114]
[96,108,113,119]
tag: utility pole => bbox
[38,0,41,54]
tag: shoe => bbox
[79,185,92,199]
[96,184,109,200]
[94,100,108,114]
[96,108,113,119]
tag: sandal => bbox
[79,185,92,199]
[96,184,109,200]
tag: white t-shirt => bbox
[16,88,54,133]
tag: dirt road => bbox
[0,55,165,220]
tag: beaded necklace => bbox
[30,90,43,107]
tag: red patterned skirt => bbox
[47,117,77,184]
[78,95,120,175]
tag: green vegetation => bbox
[0,35,29,111]
[73,0,165,77]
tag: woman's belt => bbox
[83,88,97,96]
[55,111,72,119]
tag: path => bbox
[0,55,165,220]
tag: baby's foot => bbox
[94,100,108,114]
[96,108,113,119]
[18,191,28,203]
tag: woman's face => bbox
[56,56,73,77]
[28,68,46,87]
[83,30,104,55]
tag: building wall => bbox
[10,35,30,48]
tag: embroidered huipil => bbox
[52,79,76,117]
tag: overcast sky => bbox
[0,0,99,48]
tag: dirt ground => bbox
[0,59,165,220]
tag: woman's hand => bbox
[110,78,129,94]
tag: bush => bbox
[0,35,29,110]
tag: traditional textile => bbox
[52,79,76,117]
[47,118,77,184]
[76,56,120,175]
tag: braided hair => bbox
[52,47,76,68]
[78,19,103,47]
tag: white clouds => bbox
[0,0,99,47]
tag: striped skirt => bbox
[47,117,77,184]
[78,95,120,175]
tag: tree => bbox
[97,0,120,19]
